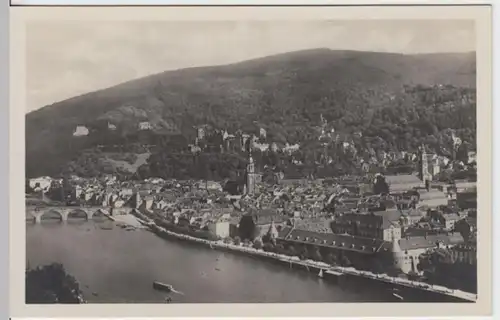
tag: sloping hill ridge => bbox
[25,49,476,178]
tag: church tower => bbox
[418,144,432,183]
[246,155,256,195]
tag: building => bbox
[391,230,407,273]
[418,144,433,184]
[392,232,465,274]
[73,125,89,137]
[245,155,257,195]
[244,208,288,238]
[385,174,423,193]
[330,210,402,241]
[276,226,464,275]
[205,181,223,192]
[277,227,394,271]
[449,240,477,265]
[223,134,237,152]
[440,213,464,231]
[431,157,441,177]
[428,209,466,231]
[418,188,449,208]
[107,122,117,131]
[138,195,154,212]
[29,176,53,192]
[72,185,83,201]
[399,208,426,227]
[129,191,151,209]
[138,122,152,131]
[265,220,280,242]
[207,214,231,239]
[454,181,477,192]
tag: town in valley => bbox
[24,20,478,304]
[26,112,478,302]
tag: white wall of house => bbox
[29,177,52,191]
[383,227,402,242]
[208,221,230,238]
[399,247,428,274]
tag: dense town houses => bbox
[26,141,477,291]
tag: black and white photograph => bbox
[11,4,492,317]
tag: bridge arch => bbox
[40,209,65,222]
[67,208,90,221]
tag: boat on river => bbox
[153,281,174,292]
[318,269,324,278]
[392,292,404,300]
[392,288,404,300]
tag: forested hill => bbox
[26,49,476,179]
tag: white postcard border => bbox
[9,4,493,318]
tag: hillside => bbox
[25,49,476,179]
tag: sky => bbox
[26,20,475,113]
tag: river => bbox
[26,217,405,303]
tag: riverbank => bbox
[124,211,476,303]
[110,213,148,229]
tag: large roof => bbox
[399,232,464,251]
[279,228,391,254]
[335,210,402,229]
[385,174,421,185]
[279,226,464,254]
[385,174,422,192]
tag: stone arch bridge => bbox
[26,206,135,223]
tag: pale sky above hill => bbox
[26,20,475,113]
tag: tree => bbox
[275,244,285,254]
[310,247,323,262]
[340,254,352,267]
[455,143,470,162]
[29,79,477,180]
[416,248,476,292]
[233,236,241,245]
[26,263,83,304]
[262,242,275,252]
[299,247,309,260]
[223,180,240,195]
[323,252,337,266]
[262,233,271,244]
[373,175,389,195]
[253,239,263,250]
[238,215,257,241]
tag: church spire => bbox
[246,154,256,195]
[419,144,430,182]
